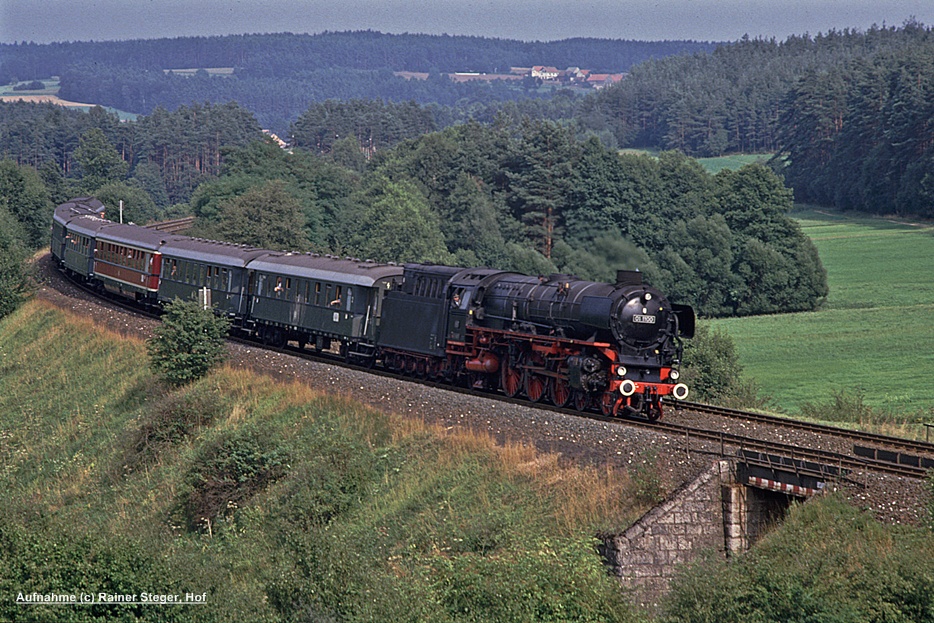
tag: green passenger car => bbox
[158,237,269,319]
[245,253,403,356]
[51,198,107,277]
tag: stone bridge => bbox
[600,457,832,609]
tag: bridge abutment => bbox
[602,459,796,608]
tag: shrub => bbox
[178,427,290,533]
[681,321,768,409]
[147,298,230,386]
[0,205,28,319]
[0,504,196,623]
[121,385,227,474]
[662,495,934,623]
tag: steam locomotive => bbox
[52,197,695,419]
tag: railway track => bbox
[247,337,932,479]
[681,401,934,456]
[427,381,931,480]
[60,265,934,481]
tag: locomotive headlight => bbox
[669,369,680,381]
[616,366,627,377]
[644,293,652,301]
[619,379,637,396]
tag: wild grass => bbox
[710,208,934,428]
[0,300,649,622]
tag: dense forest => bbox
[581,22,934,216]
[5,23,932,321]
[0,97,827,319]
[4,26,932,216]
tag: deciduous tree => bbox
[147,298,231,387]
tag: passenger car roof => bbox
[159,237,269,267]
[247,253,403,287]
[53,197,106,226]
[95,223,168,250]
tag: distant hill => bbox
[0,31,718,79]
[0,31,719,133]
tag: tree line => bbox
[0,99,263,212]
[6,25,931,217]
[579,22,934,217]
[189,120,828,318]
[775,32,934,216]
[0,31,715,81]
[0,32,715,136]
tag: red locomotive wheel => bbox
[600,392,620,416]
[572,390,591,412]
[524,372,546,402]
[550,377,572,408]
[501,364,522,398]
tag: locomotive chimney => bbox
[615,269,642,287]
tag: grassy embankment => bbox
[711,208,934,430]
[0,300,653,622]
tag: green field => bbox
[1,77,138,121]
[711,208,934,419]
[695,153,771,173]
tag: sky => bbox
[1,0,932,44]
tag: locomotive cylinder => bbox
[464,352,500,374]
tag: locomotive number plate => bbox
[633,314,656,324]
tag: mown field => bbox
[711,208,934,422]
[0,78,137,120]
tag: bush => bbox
[662,495,934,623]
[147,298,230,386]
[0,204,29,319]
[0,504,198,623]
[121,385,227,474]
[178,426,290,533]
